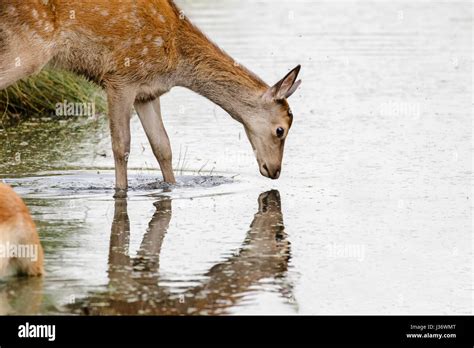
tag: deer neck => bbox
[173,19,268,122]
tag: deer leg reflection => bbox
[108,198,132,291]
[74,198,172,315]
[133,199,172,282]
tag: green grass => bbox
[0,69,106,127]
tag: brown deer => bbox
[0,183,44,277]
[0,0,302,197]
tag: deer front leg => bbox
[134,98,176,183]
[107,88,136,198]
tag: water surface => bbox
[0,0,471,314]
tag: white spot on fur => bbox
[142,47,149,55]
[100,10,109,16]
[154,37,163,48]
[158,14,166,23]
[32,9,39,19]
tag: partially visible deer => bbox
[0,0,302,197]
[0,183,44,277]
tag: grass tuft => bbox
[0,69,106,127]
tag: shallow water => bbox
[0,0,472,314]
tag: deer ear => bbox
[263,65,302,101]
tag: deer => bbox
[0,183,44,277]
[0,0,302,197]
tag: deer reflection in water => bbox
[71,190,294,315]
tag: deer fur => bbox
[0,183,44,277]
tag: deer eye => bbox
[276,127,285,138]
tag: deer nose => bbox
[263,164,281,180]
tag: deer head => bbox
[242,65,302,179]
